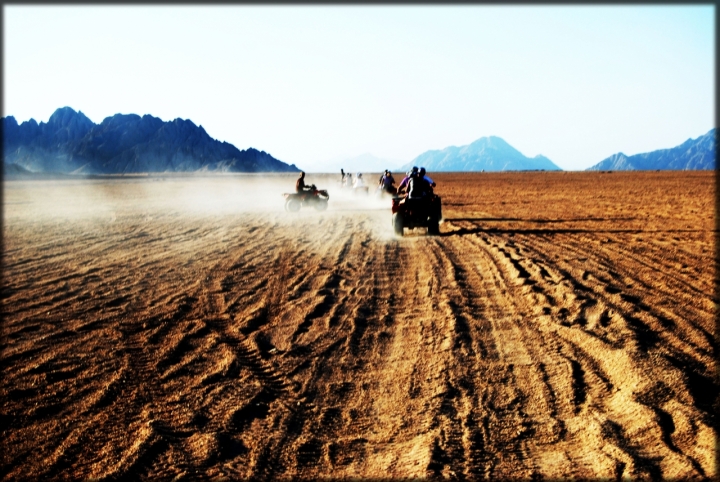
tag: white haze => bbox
[2,174,399,240]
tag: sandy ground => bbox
[1,171,717,480]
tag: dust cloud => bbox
[2,172,400,241]
[2,172,390,216]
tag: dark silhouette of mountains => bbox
[587,128,716,171]
[401,136,561,172]
[2,107,299,174]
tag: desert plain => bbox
[1,170,717,480]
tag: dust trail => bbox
[1,172,390,222]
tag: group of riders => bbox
[295,166,436,200]
[339,169,366,189]
[377,166,436,199]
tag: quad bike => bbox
[283,185,329,212]
[391,193,442,236]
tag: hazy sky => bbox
[3,5,715,171]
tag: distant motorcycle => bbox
[283,185,329,212]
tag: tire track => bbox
[2,173,715,480]
[432,233,586,478]
[448,221,713,478]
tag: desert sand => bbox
[1,170,716,480]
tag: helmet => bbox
[412,166,418,173]
[419,167,426,176]
[357,173,362,177]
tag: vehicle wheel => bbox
[286,198,301,212]
[392,212,404,236]
[427,218,440,236]
[315,200,328,211]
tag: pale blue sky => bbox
[3,5,715,171]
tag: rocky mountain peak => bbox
[47,107,94,130]
[404,136,562,172]
[2,107,300,174]
[587,130,715,170]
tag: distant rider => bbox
[296,171,313,200]
[353,173,365,188]
[378,169,396,194]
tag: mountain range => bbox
[401,136,561,173]
[3,107,715,175]
[586,128,716,171]
[2,107,299,175]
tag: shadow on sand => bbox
[440,217,712,237]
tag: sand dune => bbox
[1,171,716,479]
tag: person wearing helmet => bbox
[397,166,419,196]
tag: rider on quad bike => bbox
[407,169,431,200]
[285,171,330,212]
[397,166,418,196]
[352,173,369,196]
[296,171,312,199]
[392,168,442,236]
[419,167,435,190]
[377,169,397,196]
[398,166,435,196]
